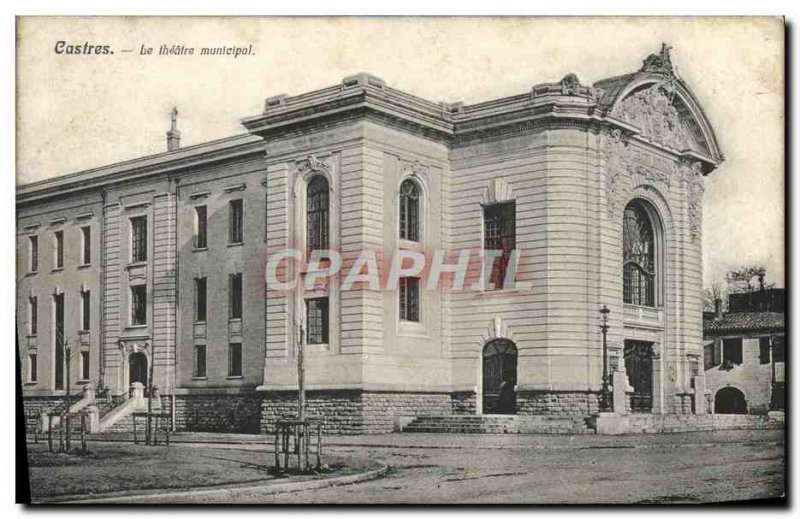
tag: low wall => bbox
[174,394,261,434]
[516,390,601,416]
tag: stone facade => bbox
[18,45,724,433]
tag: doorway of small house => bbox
[715,387,748,414]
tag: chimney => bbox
[166,106,181,151]
[714,297,723,319]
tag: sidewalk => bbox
[81,427,785,451]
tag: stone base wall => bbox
[174,394,261,433]
[260,390,453,434]
[516,390,600,415]
[451,392,477,414]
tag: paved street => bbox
[218,429,784,504]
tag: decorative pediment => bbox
[613,82,700,153]
[480,177,515,205]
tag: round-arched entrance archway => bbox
[482,339,517,415]
[129,352,148,387]
[714,387,747,414]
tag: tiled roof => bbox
[703,312,784,334]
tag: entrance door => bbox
[624,340,653,413]
[129,352,148,386]
[482,339,517,414]
[715,387,747,414]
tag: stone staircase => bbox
[401,414,592,435]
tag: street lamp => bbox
[599,305,612,412]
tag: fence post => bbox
[80,413,87,453]
[65,414,71,452]
[274,426,280,472]
[58,415,63,452]
[133,414,138,444]
[283,425,290,471]
[316,423,322,470]
[47,414,53,453]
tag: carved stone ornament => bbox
[120,340,150,357]
[479,315,515,347]
[401,160,428,178]
[602,130,677,217]
[641,43,674,76]
[296,154,330,175]
[682,161,704,243]
[613,82,698,153]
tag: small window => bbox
[399,277,420,322]
[81,290,91,331]
[722,338,743,366]
[29,235,38,272]
[80,351,90,380]
[228,343,242,377]
[131,216,148,262]
[306,297,329,344]
[81,226,91,264]
[28,354,37,383]
[772,336,785,362]
[229,199,244,244]
[229,273,242,319]
[194,344,207,378]
[29,296,38,336]
[195,205,208,249]
[483,201,516,289]
[131,285,147,325]
[306,176,330,256]
[399,179,420,241]
[54,231,64,269]
[195,277,207,322]
[759,337,771,365]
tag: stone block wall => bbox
[451,392,477,414]
[261,390,453,434]
[174,394,261,433]
[516,390,600,416]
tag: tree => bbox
[702,281,726,312]
[725,266,774,293]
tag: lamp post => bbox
[297,273,307,422]
[599,305,611,412]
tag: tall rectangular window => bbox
[131,285,147,325]
[773,336,785,362]
[194,344,207,378]
[80,351,90,380]
[229,199,243,244]
[81,226,92,264]
[195,277,207,322]
[81,290,91,331]
[54,231,64,269]
[229,273,242,319]
[759,337,771,365]
[399,277,420,322]
[28,354,37,383]
[228,343,242,377]
[194,205,207,249]
[722,338,743,365]
[54,293,64,390]
[131,216,148,262]
[306,297,329,344]
[483,201,516,289]
[29,235,38,272]
[29,296,38,335]
[703,342,716,370]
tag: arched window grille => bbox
[306,175,330,256]
[399,179,420,241]
[623,201,656,307]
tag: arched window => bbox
[623,201,656,307]
[399,179,420,241]
[306,175,329,256]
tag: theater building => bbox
[17,45,724,433]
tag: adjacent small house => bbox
[703,288,785,414]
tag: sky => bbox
[15,16,785,289]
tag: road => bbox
[222,429,785,504]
